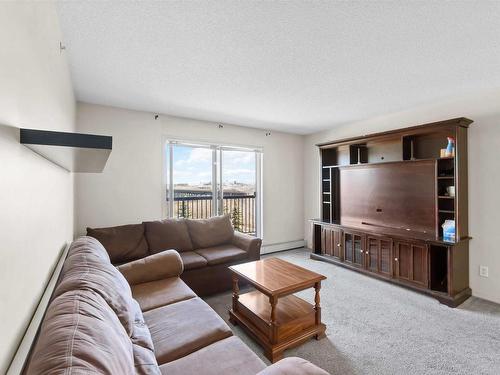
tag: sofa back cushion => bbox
[54,236,137,336]
[144,218,193,253]
[25,289,136,375]
[186,215,234,249]
[87,223,149,263]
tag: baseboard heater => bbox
[6,245,69,375]
[261,240,305,254]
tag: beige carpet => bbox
[204,248,500,375]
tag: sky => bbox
[170,145,256,185]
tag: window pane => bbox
[172,144,213,219]
[221,150,256,235]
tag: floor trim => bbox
[261,240,305,254]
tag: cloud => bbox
[174,147,212,169]
[172,147,255,185]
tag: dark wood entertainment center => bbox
[309,118,472,307]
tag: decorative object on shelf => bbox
[442,220,456,242]
[446,186,455,197]
[445,136,455,157]
[440,148,448,158]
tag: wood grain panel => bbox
[396,242,411,280]
[344,233,353,262]
[230,258,325,296]
[367,237,378,272]
[321,227,333,256]
[333,229,343,259]
[380,239,392,276]
[340,160,436,235]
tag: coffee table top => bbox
[229,258,326,296]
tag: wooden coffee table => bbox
[229,258,326,363]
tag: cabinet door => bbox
[344,231,364,267]
[344,232,354,263]
[320,226,343,260]
[353,234,365,267]
[394,241,429,288]
[411,243,429,287]
[394,241,412,282]
[321,227,333,256]
[332,228,343,259]
[379,239,393,277]
[367,236,393,276]
[367,237,379,272]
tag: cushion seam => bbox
[65,253,89,375]
[65,291,81,375]
[139,294,196,313]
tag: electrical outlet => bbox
[479,265,489,278]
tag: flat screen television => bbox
[339,160,436,236]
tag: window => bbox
[164,140,262,237]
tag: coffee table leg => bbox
[269,295,278,343]
[314,281,326,340]
[229,274,239,325]
[267,295,284,363]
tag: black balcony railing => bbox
[172,194,256,235]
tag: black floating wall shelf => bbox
[20,128,112,172]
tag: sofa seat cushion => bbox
[144,297,232,364]
[195,245,247,265]
[186,215,234,248]
[179,251,208,270]
[25,290,136,375]
[131,278,196,312]
[257,357,330,375]
[87,223,149,263]
[144,218,193,253]
[129,299,161,375]
[159,336,266,375]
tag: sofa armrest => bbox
[232,231,262,260]
[117,250,183,286]
[257,357,329,375]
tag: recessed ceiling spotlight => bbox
[218,124,224,128]
[265,132,271,136]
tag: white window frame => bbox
[162,138,263,238]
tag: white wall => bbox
[75,103,304,248]
[0,3,75,373]
[304,89,500,304]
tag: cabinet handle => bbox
[366,251,369,255]
[394,257,398,262]
[337,243,341,247]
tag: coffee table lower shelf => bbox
[229,290,326,363]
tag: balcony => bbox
[172,193,256,235]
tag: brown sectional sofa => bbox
[87,215,261,296]
[24,236,329,374]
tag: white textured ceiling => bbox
[57,1,500,134]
